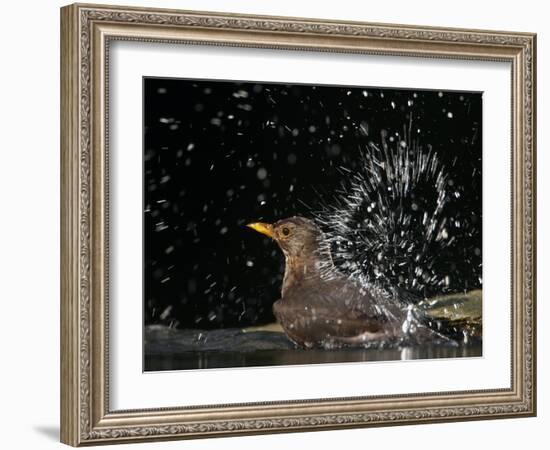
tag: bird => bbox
[247,216,446,349]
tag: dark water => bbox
[144,326,481,371]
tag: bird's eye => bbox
[282,227,290,236]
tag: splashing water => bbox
[314,136,455,303]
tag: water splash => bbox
[314,136,454,302]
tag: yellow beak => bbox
[246,222,274,239]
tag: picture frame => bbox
[60,2,536,446]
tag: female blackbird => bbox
[247,216,437,349]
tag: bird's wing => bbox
[273,295,384,341]
[276,278,400,337]
[312,277,403,323]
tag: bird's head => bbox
[247,216,323,259]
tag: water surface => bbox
[144,326,481,371]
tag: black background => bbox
[144,78,482,329]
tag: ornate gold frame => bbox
[60,3,536,446]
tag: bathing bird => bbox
[247,216,445,349]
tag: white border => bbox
[109,41,511,410]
